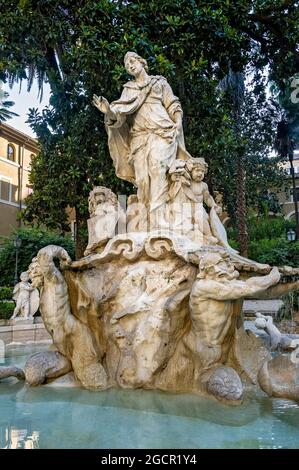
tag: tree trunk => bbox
[234,108,248,257]
[74,212,87,260]
[289,155,299,240]
[236,153,248,257]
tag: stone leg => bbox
[68,322,108,391]
[0,365,25,381]
[189,297,243,403]
[23,302,30,320]
[11,302,21,319]
[25,350,72,386]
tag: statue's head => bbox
[28,257,43,288]
[20,271,30,282]
[88,186,118,217]
[186,158,208,183]
[198,251,239,281]
[124,51,148,77]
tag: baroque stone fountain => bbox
[1,51,299,405]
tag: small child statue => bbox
[167,158,221,244]
[11,271,39,321]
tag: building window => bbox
[26,185,33,197]
[7,144,16,162]
[0,176,12,202]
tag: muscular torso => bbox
[190,297,235,345]
[190,181,207,204]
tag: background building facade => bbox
[0,123,38,239]
[278,147,299,220]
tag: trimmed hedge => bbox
[248,238,299,267]
[0,286,13,301]
[0,301,14,320]
[0,227,75,286]
[227,216,296,243]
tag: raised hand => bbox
[92,95,111,114]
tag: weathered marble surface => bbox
[254,312,299,351]
[258,354,299,401]
[25,350,72,386]
[28,246,108,391]
[19,234,298,404]
[0,365,25,381]
[85,186,126,256]
[3,51,299,406]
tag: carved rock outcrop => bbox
[258,354,299,402]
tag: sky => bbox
[3,79,51,138]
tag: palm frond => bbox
[27,64,35,92]
[37,69,45,102]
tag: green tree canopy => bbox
[0,0,298,256]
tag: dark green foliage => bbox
[278,291,299,321]
[0,287,13,301]
[248,217,296,242]
[0,228,75,286]
[228,216,299,266]
[0,302,14,320]
[248,238,299,267]
[228,216,297,242]
[0,1,298,255]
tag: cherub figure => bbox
[186,157,221,243]
[11,271,39,320]
[168,158,238,253]
[167,158,220,244]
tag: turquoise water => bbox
[0,353,299,449]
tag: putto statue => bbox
[2,51,299,406]
[11,271,39,321]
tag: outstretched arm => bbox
[249,279,299,299]
[203,184,217,208]
[202,184,222,214]
[92,95,116,121]
[193,267,280,301]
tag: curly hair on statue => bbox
[186,157,208,175]
[124,51,149,72]
[88,186,119,217]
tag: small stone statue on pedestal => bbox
[11,271,39,321]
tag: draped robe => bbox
[105,75,191,210]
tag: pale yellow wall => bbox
[276,155,299,219]
[0,202,20,238]
[0,125,38,238]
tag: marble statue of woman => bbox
[93,51,191,215]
